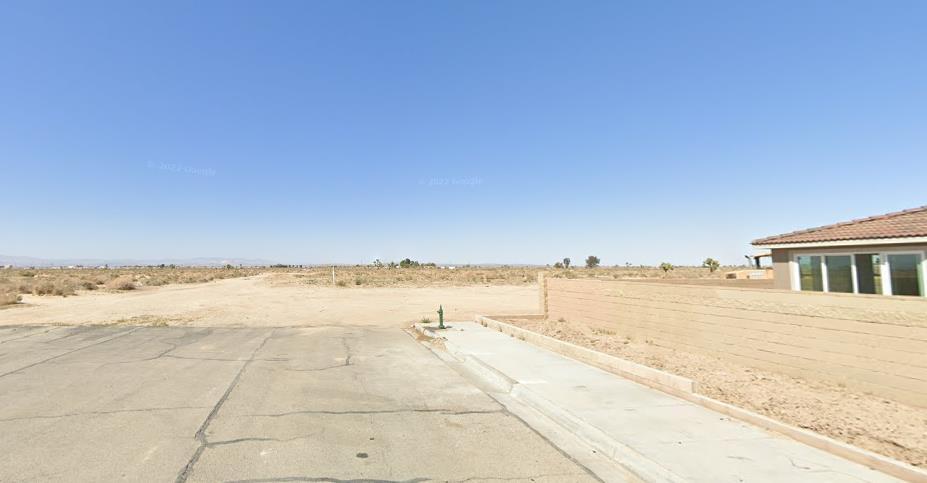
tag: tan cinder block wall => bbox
[545,278,927,407]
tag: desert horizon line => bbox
[0,253,754,268]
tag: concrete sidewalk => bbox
[423,322,900,483]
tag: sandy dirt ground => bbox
[0,274,537,328]
[505,317,927,468]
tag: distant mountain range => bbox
[0,255,278,268]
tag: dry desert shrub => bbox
[31,279,76,296]
[106,275,136,291]
[0,267,262,299]
[0,292,21,306]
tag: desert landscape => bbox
[0,265,731,326]
[6,3,925,481]
[2,265,923,470]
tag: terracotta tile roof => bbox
[752,206,927,245]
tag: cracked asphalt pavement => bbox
[0,325,598,482]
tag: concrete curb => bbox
[474,315,927,483]
[509,384,687,483]
[476,315,696,394]
[413,322,686,483]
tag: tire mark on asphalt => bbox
[175,328,275,483]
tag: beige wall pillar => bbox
[771,249,791,290]
[537,272,548,318]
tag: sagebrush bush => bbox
[0,292,21,306]
[31,282,56,295]
[106,275,136,291]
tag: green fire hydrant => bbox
[437,305,445,329]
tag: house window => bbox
[825,255,853,293]
[854,254,882,295]
[794,251,925,297]
[887,254,923,297]
[797,256,823,291]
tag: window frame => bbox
[789,248,927,297]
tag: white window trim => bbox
[789,249,927,297]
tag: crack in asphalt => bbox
[225,478,429,483]
[164,354,246,362]
[0,326,61,344]
[205,432,325,448]
[174,329,276,483]
[0,327,140,378]
[223,473,581,483]
[0,406,210,423]
[245,409,505,418]
[277,333,354,371]
[449,475,582,482]
[341,335,354,367]
[101,329,217,365]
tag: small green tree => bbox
[553,261,564,269]
[659,262,674,274]
[562,257,571,269]
[702,258,720,273]
[585,255,600,268]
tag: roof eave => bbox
[752,236,927,250]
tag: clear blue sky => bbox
[2,1,925,265]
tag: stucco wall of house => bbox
[544,277,927,407]
[771,248,791,290]
[769,242,927,291]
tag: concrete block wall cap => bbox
[483,313,546,320]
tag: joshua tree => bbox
[585,255,601,268]
[702,257,720,273]
[562,257,571,269]
[659,262,674,275]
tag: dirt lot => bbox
[504,317,927,468]
[0,274,537,328]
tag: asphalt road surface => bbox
[0,325,598,482]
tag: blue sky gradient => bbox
[2,1,925,265]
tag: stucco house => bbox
[752,206,927,297]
